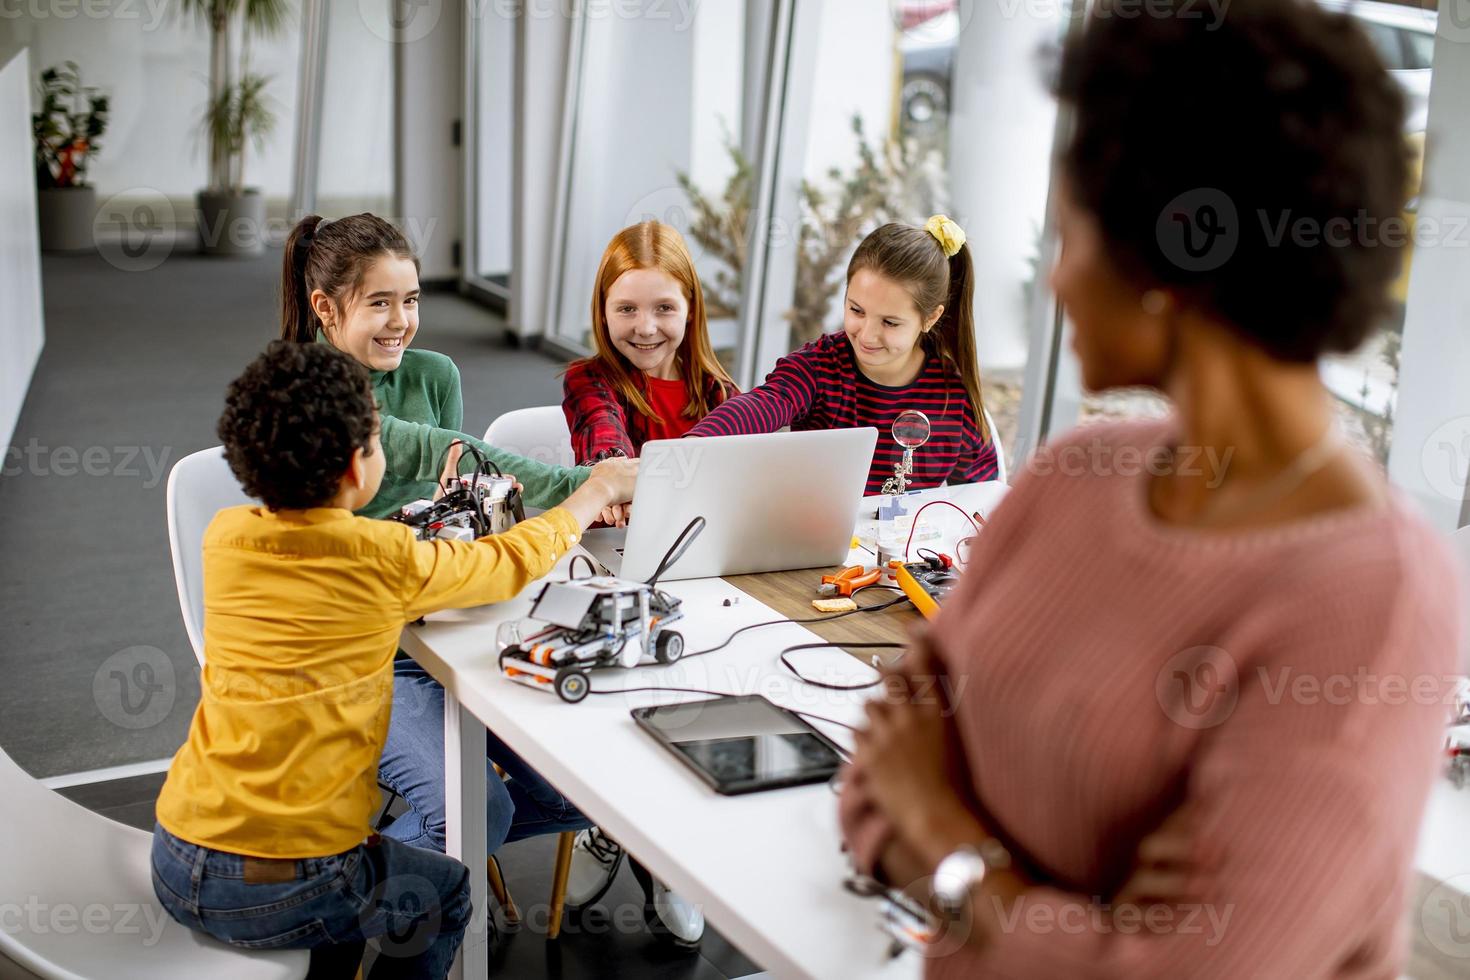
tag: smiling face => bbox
[843,268,942,383]
[604,267,689,380]
[314,255,421,372]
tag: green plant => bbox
[32,62,109,189]
[177,0,290,193]
[678,114,948,348]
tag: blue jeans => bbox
[150,823,470,980]
[378,656,591,853]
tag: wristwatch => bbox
[931,838,1012,917]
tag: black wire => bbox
[682,587,911,661]
[645,516,707,586]
[779,642,906,690]
[433,439,496,536]
[916,548,944,567]
[568,554,596,580]
[792,710,861,739]
[586,685,734,698]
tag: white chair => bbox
[482,406,577,469]
[165,447,251,667]
[983,407,1008,484]
[0,741,307,979]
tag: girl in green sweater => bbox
[281,213,592,517]
[279,213,618,879]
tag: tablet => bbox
[631,695,847,795]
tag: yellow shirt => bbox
[154,504,582,858]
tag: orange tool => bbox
[818,565,881,597]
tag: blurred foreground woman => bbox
[840,1,1461,976]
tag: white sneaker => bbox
[631,858,705,948]
[563,828,624,909]
[648,879,705,948]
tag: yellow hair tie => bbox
[925,214,966,258]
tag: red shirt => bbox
[641,374,697,443]
[561,360,737,465]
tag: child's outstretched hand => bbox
[599,502,631,528]
[588,457,638,505]
[559,458,639,530]
[434,442,464,500]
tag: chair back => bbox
[166,447,250,667]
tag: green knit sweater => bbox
[316,331,589,518]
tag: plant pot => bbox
[195,188,267,257]
[37,186,98,252]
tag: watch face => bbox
[933,849,987,910]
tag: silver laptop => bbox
[582,428,879,582]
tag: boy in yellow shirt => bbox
[150,341,636,978]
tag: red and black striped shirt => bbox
[686,332,999,494]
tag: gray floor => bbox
[1,249,566,780]
[8,248,761,978]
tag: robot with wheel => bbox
[499,576,688,703]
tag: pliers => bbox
[818,565,882,597]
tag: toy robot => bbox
[498,516,707,704]
[389,442,524,542]
[498,576,687,703]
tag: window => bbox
[748,1,1071,469]
[467,6,516,299]
[1359,21,1405,71]
[546,2,755,371]
[315,2,394,215]
[1068,17,1438,467]
[1402,29,1436,72]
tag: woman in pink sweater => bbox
[840,3,1461,977]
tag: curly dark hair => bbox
[218,341,378,511]
[1054,0,1411,362]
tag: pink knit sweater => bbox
[840,418,1461,978]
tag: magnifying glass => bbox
[882,410,931,495]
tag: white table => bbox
[405,481,1008,979]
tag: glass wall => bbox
[547,2,754,369]
[746,0,1066,469]
[1063,4,1440,468]
[470,5,516,297]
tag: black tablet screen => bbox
[634,696,845,794]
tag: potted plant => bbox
[180,0,290,256]
[32,61,109,252]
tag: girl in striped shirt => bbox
[687,217,1001,493]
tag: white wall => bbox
[395,6,461,281]
[317,2,395,212]
[550,5,745,345]
[0,47,45,453]
[509,8,573,338]
[475,5,515,278]
[0,10,298,205]
[1387,8,1470,531]
[802,0,894,189]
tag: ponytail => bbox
[278,212,419,345]
[847,220,991,441]
[280,214,325,342]
[931,242,990,441]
